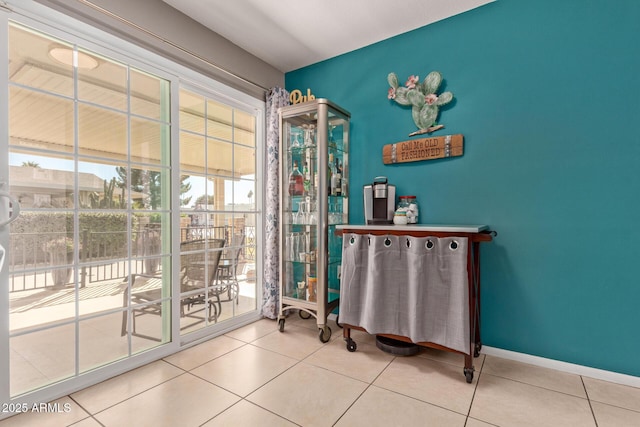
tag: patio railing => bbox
[8,225,256,293]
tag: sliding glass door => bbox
[178,88,258,337]
[5,22,172,397]
[0,7,263,407]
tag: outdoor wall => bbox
[286,0,640,376]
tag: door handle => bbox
[0,191,20,228]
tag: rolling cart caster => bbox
[345,338,357,352]
[319,326,331,343]
[464,368,474,383]
[278,318,285,332]
[299,310,311,320]
[474,342,482,358]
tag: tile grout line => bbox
[211,323,486,425]
[363,354,476,419]
[580,375,598,427]
[177,332,307,427]
[231,399,302,427]
[192,392,302,427]
[80,370,191,419]
[478,370,594,401]
[200,353,306,427]
[331,354,398,426]
[161,338,249,372]
[77,353,291,426]
[67,394,105,427]
[340,335,489,420]
[464,353,485,426]
[208,323,368,426]
[480,355,604,402]
[330,383,372,426]
[582,375,600,427]
[579,378,640,416]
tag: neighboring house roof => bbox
[9,165,145,198]
[10,165,105,192]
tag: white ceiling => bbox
[161,0,494,72]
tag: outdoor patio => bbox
[8,264,257,397]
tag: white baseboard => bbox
[482,346,640,389]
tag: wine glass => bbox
[294,201,306,224]
[308,200,317,224]
[291,131,302,148]
[303,124,315,147]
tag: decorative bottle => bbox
[333,158,342,196]
[302,161,310,195]
[288,161,304,196]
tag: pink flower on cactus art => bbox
[425,94,439,105]
[405,75,419,89]
[387,87,396,100]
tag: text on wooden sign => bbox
[289,89,316,104]
[382,134,464,164]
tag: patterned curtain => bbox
[261,87,289,318]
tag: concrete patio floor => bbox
[8,266,257,397]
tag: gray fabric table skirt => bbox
[339,233,470,354]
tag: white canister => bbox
[393,210,408,225]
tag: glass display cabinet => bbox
[277,99,350,342]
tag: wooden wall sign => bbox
[382,134,463,164]
[289,89,316,104]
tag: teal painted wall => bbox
[286,0,640,376]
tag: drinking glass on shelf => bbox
[285,233,299,261]
[291,131,302,148]
[303,124,315,147]
[328,203,336,224]
[304,231,310,254]
[285,233,293,261]
[308,201,317,224]
[294,201,306,224]
[296,232,308,263]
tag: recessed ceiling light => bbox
[49,46,99,70]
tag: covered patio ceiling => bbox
[8,24,256,178]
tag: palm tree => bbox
[115,167,192,208]
[194,194,216,206]
[21,161,40,168]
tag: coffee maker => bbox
[363,176,396,224]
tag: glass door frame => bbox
[175,80,265,345]
[0,6,11,415]
[0,0,264,412]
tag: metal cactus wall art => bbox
[387,71,454,136]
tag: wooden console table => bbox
[335,224,495,383]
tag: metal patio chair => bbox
[121,238,225,340]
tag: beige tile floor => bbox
[2,316,640,427]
